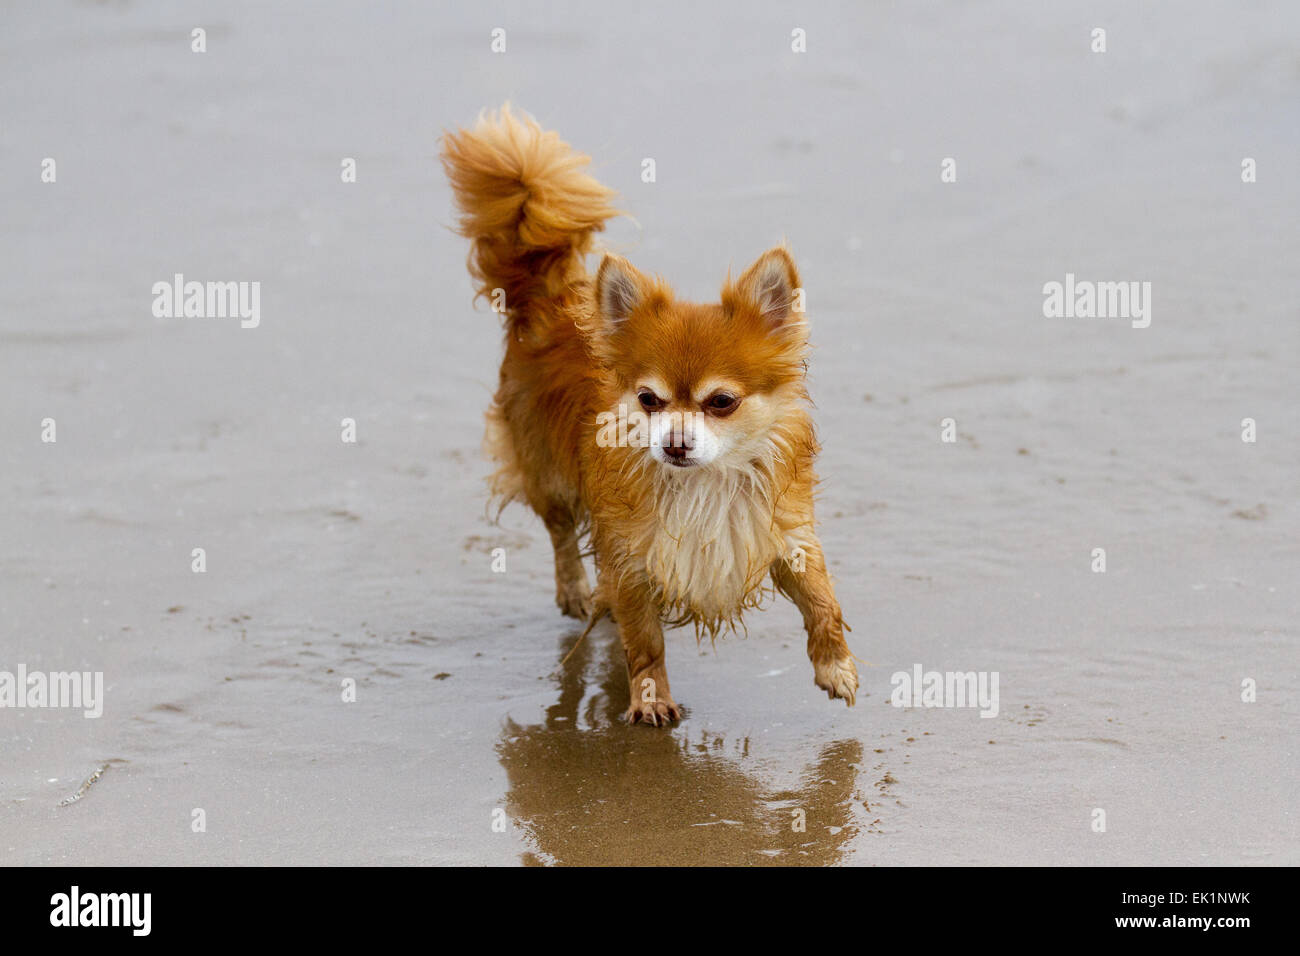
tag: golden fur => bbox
[441,105,857,724]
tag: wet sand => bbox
[2,1,1297,865]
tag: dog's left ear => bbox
[733,247,803,330]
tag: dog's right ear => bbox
[595,253,648,328]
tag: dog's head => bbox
[585,247,811,472]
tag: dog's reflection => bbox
[496,627,864,865]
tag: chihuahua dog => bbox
[441,106,857,724]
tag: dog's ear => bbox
[734,247,802,330]
[595,253,649,327]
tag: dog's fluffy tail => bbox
[440,105,618,328]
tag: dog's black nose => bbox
[662,434,693,459]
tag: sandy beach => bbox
[1,0,1296,865]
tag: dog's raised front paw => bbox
[813,654,858,706]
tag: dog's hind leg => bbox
[542,504,592,620]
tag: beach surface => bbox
[1,0,1296,865]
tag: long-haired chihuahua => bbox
[441,106,857,725]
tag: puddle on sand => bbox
[497,627,864,866]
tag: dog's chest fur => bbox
[640,469,785,626]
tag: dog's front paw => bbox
[624,696,682,727]
[623,671,681,727]
[813,653,858,706]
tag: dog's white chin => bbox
[650,446,724,470]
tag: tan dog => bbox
[441,106,857,724]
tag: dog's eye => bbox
[704,393,739,416]
[637,390,664,411]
